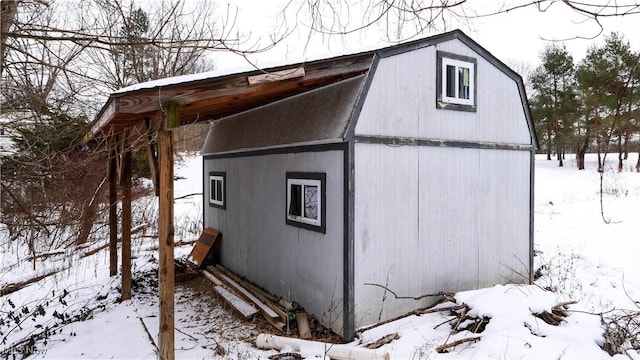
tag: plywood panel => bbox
[353,143,531,329]
[188,228,220,268]
[353,143,424,326]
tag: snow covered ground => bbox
[1,153,639,359]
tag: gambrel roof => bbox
[91,30,538,149]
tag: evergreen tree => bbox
[577,33,638,171]
[530,44,578,167]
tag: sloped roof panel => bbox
[201,75,365,155]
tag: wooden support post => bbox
[108,137,118,277]
[158,128,175,360]
[144,117,160,196]
[121,146,132,300]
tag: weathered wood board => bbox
[188,228,220,268]
[214,286,258,319]
[209,266,280,319]
[296,312,312,340]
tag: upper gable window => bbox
[436,51,477,112]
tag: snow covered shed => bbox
[201,30,538,339]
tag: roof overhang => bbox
[90,52,375,141]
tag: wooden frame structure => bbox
[89,51,372,360]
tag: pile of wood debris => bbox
[180,228,333,341]
[414,295,576,353]
[350,293,577,355]
[202,264,319,340]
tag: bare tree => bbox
[277,0,640,43]
[0,0,283,255]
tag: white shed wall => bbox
[355,39,532,145]
[353,143,531,328]
[204,150,345,334]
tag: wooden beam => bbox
[117,130,127,185]
[105,55,372,116]
[158,128,175,360]
[108,136,118,277]
[247,67,305,85]
[121,145,132,300]
[144,117,160,196]
[163,101,180,130]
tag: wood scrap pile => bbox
[415,297,576,353]
[431,302,484,353]
[202,264,315,338]
[533,300,576,326]
[173,258,200,282]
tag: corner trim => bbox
[529,150,535,283]
[344,54,380,142]
[343,140,355,340]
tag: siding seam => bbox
[354,135,534,151]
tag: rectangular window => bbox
[209,172,226,209]
[437,51,477,111]
[286,172,326,233]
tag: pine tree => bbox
[530,44,578,167]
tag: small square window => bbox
[209,172,226,209]
[437,51,477,111]
[286,172,325,233]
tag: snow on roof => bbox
[112,40,397,94]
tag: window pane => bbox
[289,184,302,216]
[210,179,216,201]
[458,67,470,99]
[303,185,318,220]
[216,180,223,202]
[446,65,456,97]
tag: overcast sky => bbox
[210,1,640,74]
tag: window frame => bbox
[436,51,477,112]
[208,171,226,209]
[285,172,326,234]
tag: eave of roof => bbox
[90,51,376,139]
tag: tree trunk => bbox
[617,131,623,172]
[623,130,630,160]
[576,130,591,170]
[556,145,563,167]
[76,179,106,245]
[546,129,552,160]
[0,0,19,75]
[636,152,640,172]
